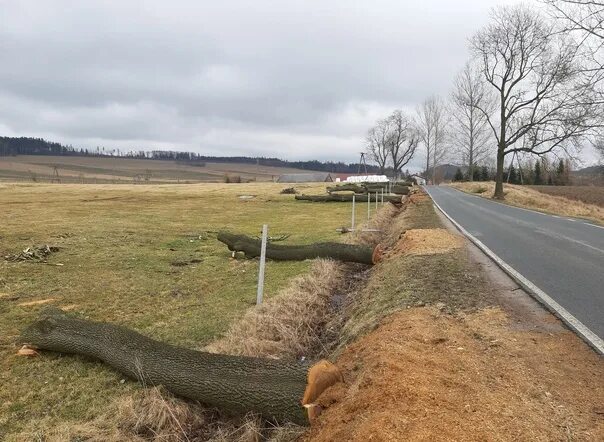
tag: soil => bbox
[306,307,604,441]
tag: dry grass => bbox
[205,259,346,359]
[451,181,604,225]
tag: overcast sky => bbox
[0,0,599,167]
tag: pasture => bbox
[0,182,350,437]
[529,185,604,207]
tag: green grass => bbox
[0,182,352,438]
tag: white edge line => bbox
[428,191,604,356]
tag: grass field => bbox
[451,181,604,225]
[529,185,604,207]
[0,155,315,184]
[0,181,353,438]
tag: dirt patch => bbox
[306,307,604,441]
[408,192,429,204]
[387,228,463,257]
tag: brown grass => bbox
[529,185,604,207]
[451,181,604,225]
[205,259,346,359]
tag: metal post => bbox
[256,224,268,305]
[375,192,378,211]
[381,188,384,205]
[351,194,356,230]
[367,193,371,220]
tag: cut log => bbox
[390,185,410,195]
[20,308,309,424]
[217,232,377,265]
[325,183,366,194]
[294,194,402,204]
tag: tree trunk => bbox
[326,183,366,194]
[494,146,505,199]
[217,232,378,265]
[294,194,402,204]
[20,308,309,424]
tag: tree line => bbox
[0,136,383,174]
[366,1,604,197]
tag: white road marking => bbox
[426,187,604,356]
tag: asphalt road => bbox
[425,185,604,341]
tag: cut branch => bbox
[217,232,379,265]
[20,308,309,424]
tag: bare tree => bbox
[385,110,418,179]
[416,96,448,184]
[449,62,494,180]
[366,122,389,174]
[544,1,604,159]
[471,5,600,199]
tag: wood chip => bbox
[18,298,57,307]
[17,345,38,357]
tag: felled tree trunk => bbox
[325,183,366,194]
[217,232,378,265]
[390,185,410,195]
[294,194,401,204]
[20,308,309,425]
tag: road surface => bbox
[425,185,604,342]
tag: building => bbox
[411,174,426,185]
[276,172,333,183]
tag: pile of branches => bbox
[5,245,60,262]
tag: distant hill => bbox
[0,136,384,175]
[572,165,604,185]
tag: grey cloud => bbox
[0,0,536,165]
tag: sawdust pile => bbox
[388,228,463,257]
[305,307,604,441]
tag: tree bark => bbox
[494,146,505,199]
[20,308,309,425]
[326,183,366,194]
[217,232,378,265]
[295,194,402,204]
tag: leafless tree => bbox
[416,96,448,184]
[449,62,495,180]
[385,110,418,179]
[366,110,418,177]
[366,122,389,174]
[544,0,604,159]
[471,5,600,198]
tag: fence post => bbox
[375,192,378,211]
[367,192,371,220]
[351,194,356,230]
[256,224,268,305]
[381,188,384,205]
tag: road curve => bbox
[424,185,604,343]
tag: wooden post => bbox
[351,194,356,230]
[256,224,268,305]
[367,192,371,220]
[375,192,378,211]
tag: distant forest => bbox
[0,136,384,174]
